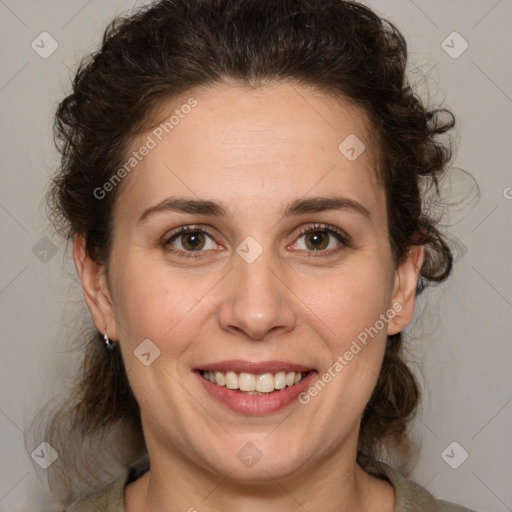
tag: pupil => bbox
[184,232,203,250]
[308,232,327,250]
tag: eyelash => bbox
[163,223,350,259]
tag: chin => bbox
[199,435,312,483]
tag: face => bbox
[76,82,423,483]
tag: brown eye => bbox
[304,231,330,251]
[290,223,350,256]
[164,226,219,257]
[180,231,206,251]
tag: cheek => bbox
[300,260,393,410]
[308,262,393,341]
[110,260,198,346]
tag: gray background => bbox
[0,0,511,510]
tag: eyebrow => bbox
[137,195,372,224]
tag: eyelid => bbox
[295,223,350,245]
[163,224,221,258]
[289,223,350,257]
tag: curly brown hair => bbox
[41,0,455,502]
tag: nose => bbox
[217,246,297,341]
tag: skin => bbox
[74,82,424,512]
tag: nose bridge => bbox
[217,238,296,340]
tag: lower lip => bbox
[195,370,318,415]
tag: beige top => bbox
[65,458,477,512]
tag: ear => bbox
[73,235,118,340]
[387,245,424,336]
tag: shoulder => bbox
[63,469,131,512]
[360,456,480,512]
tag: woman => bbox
[42,0,478,510]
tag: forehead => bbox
[114,82,385,225]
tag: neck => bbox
[125,446,394,512]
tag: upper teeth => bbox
[201,370,307,392]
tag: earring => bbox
[103,331,115,352]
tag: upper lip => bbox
[195,360,314,374]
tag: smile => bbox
[199,370,310,394]
[195,361,317,414]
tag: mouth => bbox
[198,369,310,395]
[194,360,317,414]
